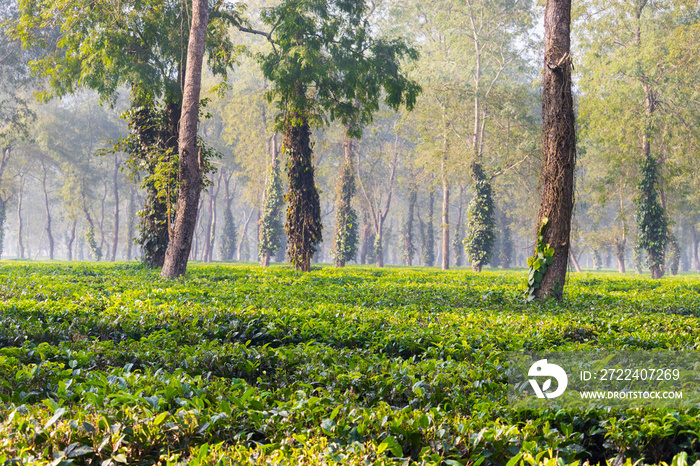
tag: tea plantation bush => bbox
[1,262,699,465]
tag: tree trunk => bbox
[17,175,24,259]
[284,110,322,272]
[692,224,699,271]
[568,247,582,273]
[615,238,626,274]
[360,210,371,264]
[67,220,77,261]
[423,189,435,267]
[99,183,107,254]
[160,0,209,278]
[404,182,416,266]
[125,186,135,260]
[441,176,450,271]
[237,207,254,261]
[41,161,54,260]
[202,182,213,263]
[533,0,576,300]
[376,218,384,268]
[452,186,464,267]
[111,153,119,261]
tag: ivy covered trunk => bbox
[332,136,359,267]
[284,112,322,272]
[531,0,576,300]
[130,101,176,268]
[465,163,496,272]
[636,152,667,279]
[259,134,285,267]
[160,0,208,278]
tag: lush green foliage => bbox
[1,263,700,465]
[525,218,556,302]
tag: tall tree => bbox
[529,0,576,300]
[160,0,210,278]
[258,0,419,271]
[13,0,240,267]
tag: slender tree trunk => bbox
[41,161,54,260]
[99,183,107,253]
[17,175,24,259]
[534,0,576,299]
[376,217,384,268]
[161,0,209,278]
[453,186,464,267]
[404,182,416,266]
[441,174,450,271]
[692,224,699,271]
[360,210,371,264]
[125,186,135,260]
[67,220,77,261]
[569,247,582,273]
[111,153,119,261]
[202,184,213,263]
[237,208,254,261]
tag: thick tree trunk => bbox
[111,153,119,261]
[284,112,322,272]
[615,239,626,274]
[41,161,54,260]
[534,0,576,300]
[160,0,209,278]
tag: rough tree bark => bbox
[160,0,209,278]
[534,0,576,300]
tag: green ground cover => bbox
[0,262,699,465]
